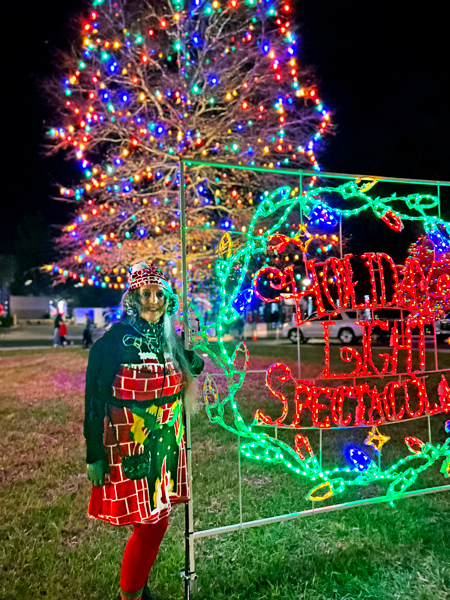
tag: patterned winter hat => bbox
[129,262,179,315]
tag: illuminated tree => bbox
[404,235,450,319]
[47,0,331,292]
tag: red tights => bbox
[120,517,169,598]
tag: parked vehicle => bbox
[435,313,450,342]
[372,308,408,343]
[372,308,438,343]
[281,311,363,345]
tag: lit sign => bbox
[193,183,450,503]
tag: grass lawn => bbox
[0,344,449,600]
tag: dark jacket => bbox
[83,319,204,464]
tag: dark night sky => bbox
[1,0,449,254]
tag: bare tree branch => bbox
[45,0,332,292]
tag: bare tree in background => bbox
[46,0,331,294]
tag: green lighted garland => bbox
[305,180,441,221]
[189,181,450,502]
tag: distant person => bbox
[59,318,68,346]
[82,313,94,349]
[53,313,63,347]
[235,317,244,339]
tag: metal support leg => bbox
[238,435,243,531]
[180,159,198,598]
[184,408,198,599]
[319,429,323,471]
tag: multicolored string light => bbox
[48,0,330,285]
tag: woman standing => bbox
[82,312,94,348]
[84,262,204,600]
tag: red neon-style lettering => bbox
[403,376,426,419]
[312,387,332,428]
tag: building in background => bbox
[0,255,16,315]
[9,296,52,320]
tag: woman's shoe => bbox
[117,590,145,600]
[142,584,152,600]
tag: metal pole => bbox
[184,411,197,598]
[319,429,323,471]
[299,171,303,228]
[432,181,440,374]
[192,484,450,538]
[339,214,343,260]
[180,159,190,348]
[434,321,439,372]
[297,172,303,380]
[180,159,197,598]
[437,182,441,219]
[238,435,243,529]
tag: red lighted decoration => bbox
[405,436,425,454]
[198,185,450,504]
[294,434,314,460]
[380,209,404,232]
[257,369,450,429]
[253,251,450,322]
[252,251,450,429]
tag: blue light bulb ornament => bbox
[233,289,254,314]
[309,203,338,228]
[346,446,373,471]
[427,224,450,255]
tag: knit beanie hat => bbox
[129,262,179,316]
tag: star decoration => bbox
[364,426,390,453]
[441,456,450,478]
[267,225,339,255]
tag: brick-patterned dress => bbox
[84,318,203,526]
